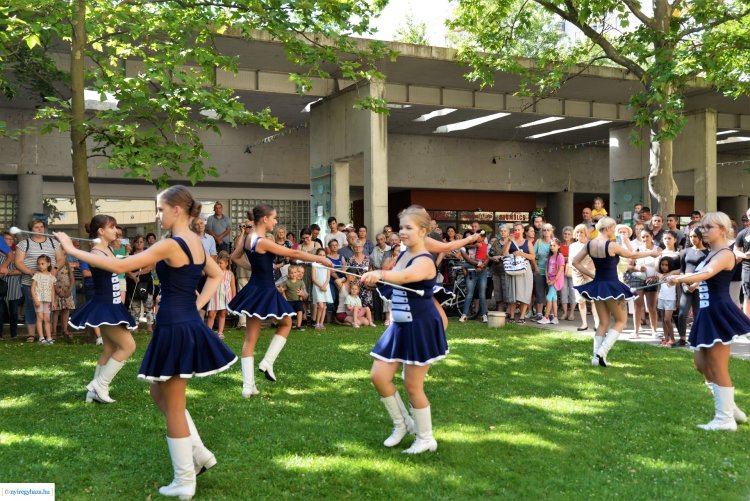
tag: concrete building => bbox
[1,31,749,239]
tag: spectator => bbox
[734,207,750,317]
[650,214,665,244]
[370,233,390,270]
[444,225,457,242]
[286,231,299,250]
[14,219,64,343]
[349,239,373,311]
[326,240,344,318]
[310,223,323,247]
[685,210,703,235]
[458,231,489,323]
[387,233,401,257]
[325,217,347,248]
[559,226,576,321]
[0,232,21,339]
[339,231,357,261]
[358,226,374,255]
[629,228,660,338]
[52,247,75,340]
[504,223,535,324]
[581,208,596,238]
[532,223,554,322]
[127,235,154,333]
[632,203,644,225]
[273,227,292,282]
[193,218,218,262]
[666,214,685,248]
[488,224,510,313]
[639,206,653,227]
[310,248,332,330]
[145,232,156,248]
[234,219,253,328]
[531,214,545,241]
[429,220,443,242]
[383,225,393,240]
[206,201,232,253]
[677,227,708,346]
[591,196,608,223]
[206,254,236,339]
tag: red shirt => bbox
[475,242,488,261]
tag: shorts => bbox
[657,298,677,311]
[545,286,557,302]
[35,301,51,314]
[288,300,303,312]
[336,312,348,323]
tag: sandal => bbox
[516,319,526,325]
[218,332,225,340]
[26,336,35,343]
[64,331,73,340]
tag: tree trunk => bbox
[648,131,678,216]
[70,0,92,241]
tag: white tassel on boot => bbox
[380,392,416,447]
[403,406,438,454]
[86,358,124,404]
[596,329,621,367]
[159,436,196,499]
[591,336,604,366]
[185,410,217,476]
[241,357,259,397]
[705,381,747,424]
[258,335,287,382]
[85,363,103,403]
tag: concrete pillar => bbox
[547,191,574,232]
[363,80,388,235]
[680,109,717,213]
[331,160,350,224]
[17,173,44,229]
[718,195,749,226]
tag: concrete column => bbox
[363,80,388,234]
[681,109,717,213]
[547,191,574,232]
[331,160,350,224]
[718,195,749,225]
[17,173,44,229]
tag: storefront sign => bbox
[495,211,530,222]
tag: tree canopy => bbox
[451,0,750,214]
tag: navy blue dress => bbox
[371,253,448,366]
[138,237,237,382]
[69,249,136,330]
[228,235,295,320]
[689,248,750,350]
[574,241,635,301]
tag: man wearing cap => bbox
[734,207,750,316]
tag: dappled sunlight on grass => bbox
[275,452,439,479]
[0,395,33,409]
[0,431,75,448]
[439,428,561,450]
[449,338,496,346]
[308,370,370,381]
[502,396,612,415]
[3,367,77,377]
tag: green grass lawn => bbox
[2,323,750,500]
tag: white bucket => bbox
[487,311,506,328]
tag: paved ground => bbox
[485,310,750,361]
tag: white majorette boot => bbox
[241,357,259,397]
[592,336,604,366]
[705,381,747,424]
[85,363,103,403]
[159,436,196,499]
[86,358,124,403]
[698,385,738,431]
[380,392,416,447]
[185,410,217,476]
[258,335,287,382]
[403,406,438,454]
[596,329,621,367]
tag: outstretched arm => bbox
[54,232,175,274]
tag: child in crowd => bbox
[345,283,375,328]
[591,196,608,223]
[658,256,678,346]
[32,255,56,344]
[335,273,357,325]
[53,249,76,339]
[539,239,565,325]
[280,264,308,331]
[311,248,332,330]
[206,253,236,340]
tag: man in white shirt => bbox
[369,233,390,269]
[193,218,218,261]
[324,216,347,248]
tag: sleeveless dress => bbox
[207,270,233,310]
[371,253,448,366]
[689,248,750,350]
[69,249,136,330]
[574,241,635,301]
[228,235,295,319]
[138,237,237,382]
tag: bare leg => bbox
[404,364,432,409]
[645,291,658,334]
[577,300,588,328]
[206,310,217,329]
[241,317,263,358]
[706,344,733,388]
[593,300,610,337]
[157,377,189,438]
[371,360,401,397]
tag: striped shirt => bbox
[17,237,59,286]
[0,253,23,301]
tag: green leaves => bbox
[1,0,392,186]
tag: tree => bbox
[0,0,394,236]
[451,0,750,215]
[394,14,430,45]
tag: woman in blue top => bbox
[573,217,660,367]
[668,212,750,431]
[360,205,447,455]
[57,186,237,500]
[229,204,332,397]
[68,215,137,405]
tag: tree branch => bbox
[621,0,656,30]
[535,0,646,80]
[677,7,750,39]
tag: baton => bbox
[11,226,101,244]
[294,261,425,296]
